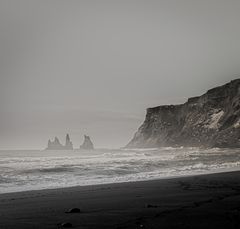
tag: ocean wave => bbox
[0,148,240,193]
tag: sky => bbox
[0,0,240,149]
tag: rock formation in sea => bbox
[65,134,73,150]
[46,134,73,150]
[126,79,240,148]
[80,135,94,150]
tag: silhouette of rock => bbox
[80,135,94,150]
[46,137,63,150]
[65,134,73,150]
[46,134,73,150]
[127,79,240,148]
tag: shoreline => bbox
[1,166,240,195]
[1,170,240,228]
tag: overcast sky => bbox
[0,0,239,149]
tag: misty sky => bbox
[0,0,240,149]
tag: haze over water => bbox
[1,147,240,194]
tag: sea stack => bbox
[65,134,73,150]
[126,79,240,148]
[46,137,64,150]
[46,134,73,150]
[80,135,94,150]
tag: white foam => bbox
[0,148,240,193]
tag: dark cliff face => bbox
[127,79,240,148]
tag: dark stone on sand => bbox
[145,204,159,208]
[65,207,81,213]
[61,222,73,228]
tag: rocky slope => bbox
[127,79,240,148]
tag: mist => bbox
[0,0,240,149]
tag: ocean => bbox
[0,147,240,194]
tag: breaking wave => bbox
[0,147,240,193]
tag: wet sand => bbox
[1,171,240,229]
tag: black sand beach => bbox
[1,171,240,229]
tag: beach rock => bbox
[45,134,73,150]
[126,79,240,148]
[65,207,81,213]
[80,135,94,150]
[61,222,73,228]
[145,204,159,208]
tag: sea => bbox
[0,147,240,194]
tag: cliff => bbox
[127,79,240,148]
[80,135,94,150]
[46,134,73,150]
